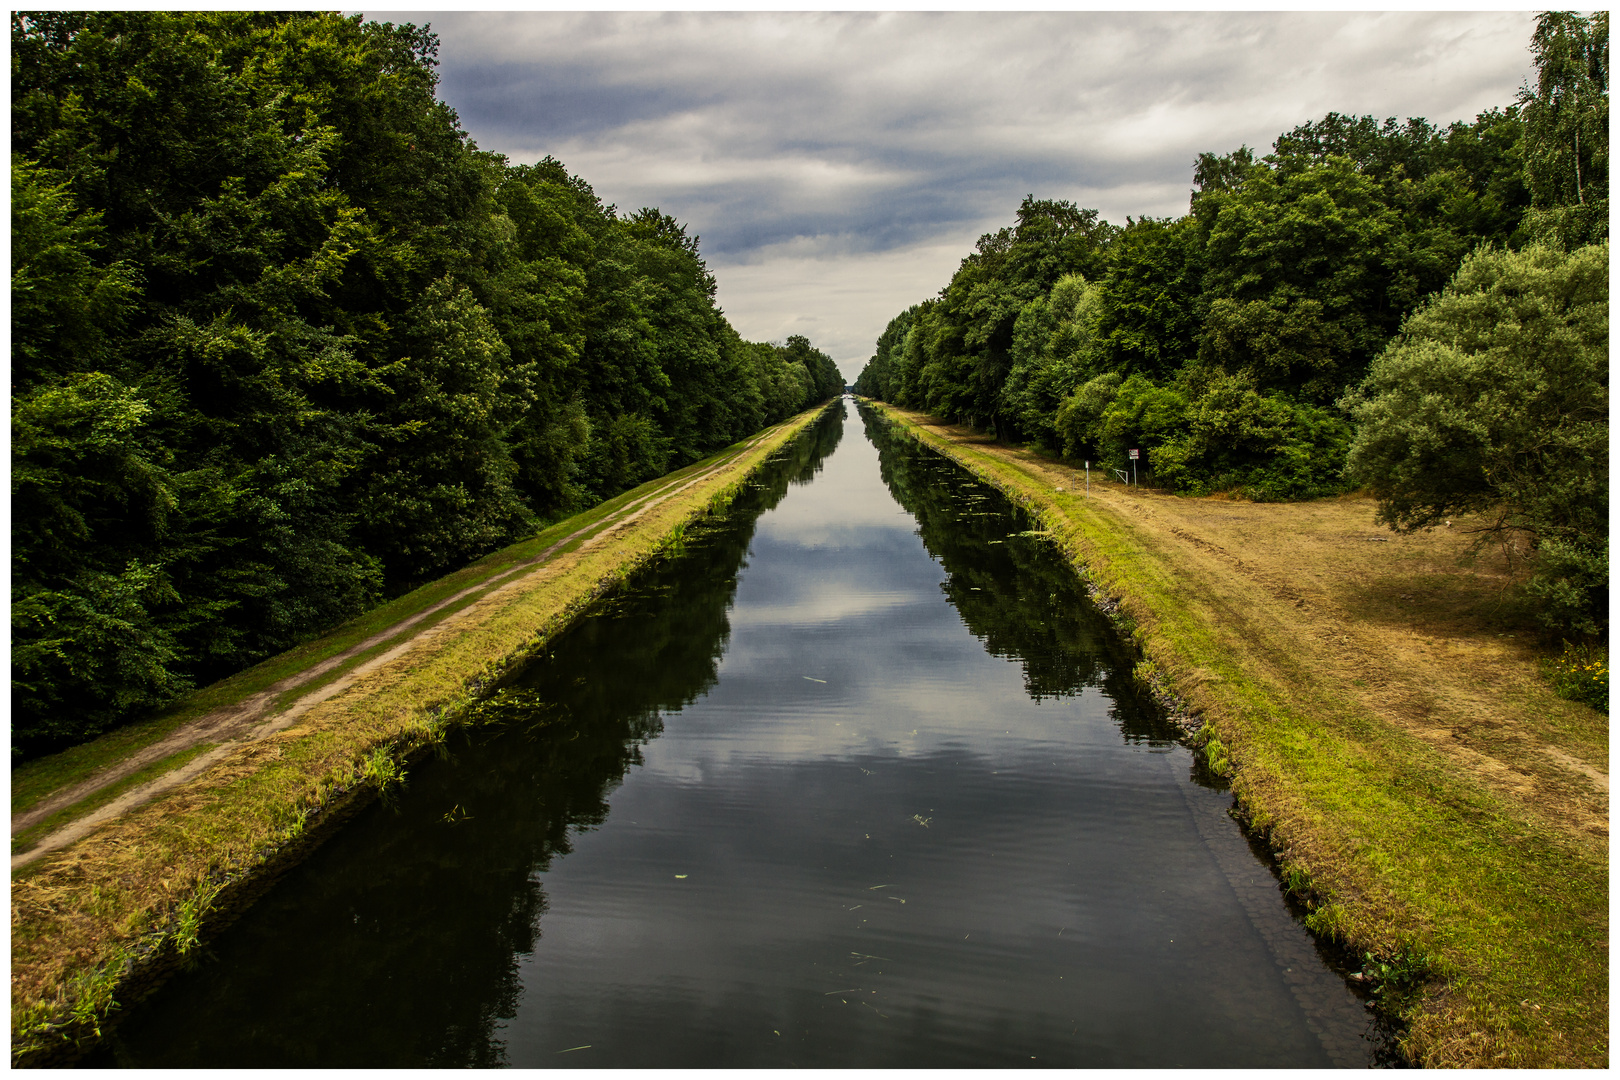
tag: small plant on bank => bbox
[1302,901,1350,940]
[65,945,129,1039]
[1544,642,1607,712]
[1200,732,1232,776]
[1353,945,1438,1013]
[171,880,223,957]
[360,746,407,803]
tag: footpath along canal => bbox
[84,398,1395,1067]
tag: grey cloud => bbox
[362,10,1537,378]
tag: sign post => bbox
[1128,448,1139,487]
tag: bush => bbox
[1344,242,1608,636]
[1094,374,1189,469]
[1054,371,1123,459]
[1545,641,1608,712]
[1526,537,1609,639]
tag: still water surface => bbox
[88,399,1387,1067]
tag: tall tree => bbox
[1519,10,1609,247]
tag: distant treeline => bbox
[11,12,843,757]
[856,12,1607,639]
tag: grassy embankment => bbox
[867,401,1607,1069]
[10,403,831,1066]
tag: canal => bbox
[86,398,1389,1067]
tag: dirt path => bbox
[10,443,759,869]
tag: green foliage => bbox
[1093,216,1205,380]
[855,16,1593,639]
[1301,901,1349,941]
[1193,154,1406,403]
[999,273,1103,448]
[355,276,535,584]
[1093,375,1189,471]
[65,947,127,1039]
[171,880,223,956]
[361,746,408,803]
[1153,374,1353,501]
[1544,641,1608,712]
[860,74,1534,498]
[11,156,137,387]
[11,12,840,758]
[1524,536,1609,639]
[1354,946,1437,1012]
[872,197,1116,434]
[1344,242,1608,635]
[1054,371,1124,460]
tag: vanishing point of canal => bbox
[87,399,1392,1067]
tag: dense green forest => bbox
[11,12,843,758]
[856,11,1607,639]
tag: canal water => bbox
[86,399,1390,1068]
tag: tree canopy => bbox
[11,11,842,758]
[1345,242,1608,635]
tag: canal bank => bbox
[863,400,1608,1068]
[10,403,834,1067]
[75,397,1386,1067]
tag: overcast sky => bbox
[365,10,1539,381]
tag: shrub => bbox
[1545,641,1608,712]
[1094,374,1189,469]
[1054,371,1123,459]
[1344,242,1608,636]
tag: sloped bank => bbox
[10,402,836,1068]
[861,400,1608,1069]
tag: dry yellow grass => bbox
[872,402,1607,1068]
[10,405,829,1066]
